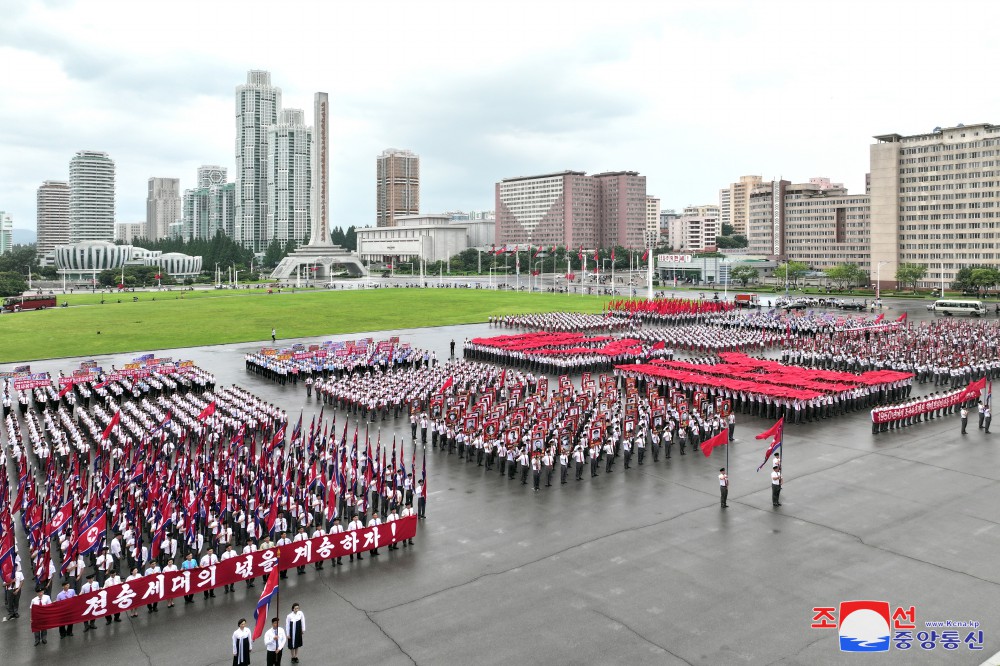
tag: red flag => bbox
[755,418,784,442]
[896,312,907,322]
[74,512,107,556]
[439,376,453,395]
[58,384,73,398]
[700,429,729,457]
[873,313,885,323]
[533,246,541,258]
[611,247,616,262]
[45,500,74,538]
[651,341,666,351]
[101,411,121,440]
[252,566,280,641]
[962,377,988,401]
[593,248,599,262]
[641,248,649,262]
[197,401,217,421]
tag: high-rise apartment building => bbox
[0,212,12,255]
[146,177,181,241]
[114,221,146,244]
[495,170,647,249]
[871,123,1000,289]
[267,109,312,245]
[747,179,870,270]
[646,196,661,242]
[182,182,236,241]
[69,150,115,242]
[376,149,420,227]
[235,70,281,251]
[719,175,763,236]
[36,180,70,257]
[197,165,227,189]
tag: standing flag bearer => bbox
[252,563,280,642]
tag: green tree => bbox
[715,234,748,249]
[0,271,28,297]
[0,245,39,275]
[730,265,759,287]
[344,226,357,251]
[970,267,999,295]
[775,261,809,287]
[824,263,861,290]
[895,263,927,292]
[721,223,735,236]
[262,239,284,268]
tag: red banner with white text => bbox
[30,516,417,632]
[871,391,967,424]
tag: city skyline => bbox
[2,0,1000,235]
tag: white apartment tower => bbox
[646,195,661,241]
[719,175,763,236]
[36,180,70,256]
[235,70,281,251]
[267,108,312,245]
[197,165,227,189]
[146,177,181,241]
[0,212,12,255]
[69,150,116,242]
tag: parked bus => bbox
[2,294,58,312]
[930,299,987,316]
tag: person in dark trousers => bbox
[771,465,782,507]
[961,406,969,434]
[719,468,729,508]
[449,339,456,357]
[271,328,277,343]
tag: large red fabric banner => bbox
[871,391,967,424]
[30,516,417,632]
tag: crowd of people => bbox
[244,339,430,386]
[1,364,424,639]
[489,312,639,333]
[778,318,1000,383]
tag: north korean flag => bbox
[0,531,16,585]
[101,410,121,440]
[197,401,216,421]
[252,566,280,640]
[75,511,107,556]
[45,500,74,538]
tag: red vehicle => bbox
[2,294,57,312]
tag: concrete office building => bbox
[376,149,420,227]
[871,123,1000,289]
[36,180,70,258]
[267,108,312,245]
[719,175,763,236]
[146,177,181,241]
[69,150,115,243]
[747,179,871,271]
[495,170,647,250]
[235,70,281,251]
[0,212,12,254]
[114,221,146,244]
[646,196,661,241]
[665,205,721,253]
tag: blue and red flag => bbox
[252,565,280,640]
[755,418,784,472]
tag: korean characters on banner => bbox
[31,517,418,633]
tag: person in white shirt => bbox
[346,515,364,561]
[328,518,344,565]
[103,572,123,624]
[264,617,288,665]
[220,544,238,593]
[285,603,306,663]
[771,465,782,507]
[124,567,143,617]
[275,531,292,579]
[200,549,219,599]
[161,558,178,608]
[366,512,383,557]
[292,527,309,575]
[30,587,51,645]
[79,574,99,630]
[719,467,729,509]
[232,618,252,666]
[143,561,161,613]
[241,541,258,588]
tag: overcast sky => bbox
[2,0,999,232]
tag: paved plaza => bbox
[2,299,999,665]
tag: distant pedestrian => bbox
[271,328,277,343]
[450,339,456,357]
[985,407,992,434]
[961,406,969,435]
[719,468,729,508]
[771,465,782,507]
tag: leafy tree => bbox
[775,261,809,287]
[824,263,866,290]
[715,234,748,249]
[0,245,39,275]
[262,239,284,268]
[0,271,28,297]
[721,223,735,236]
[970,267,999,294]
[895,263,927,292]
[344,226,357,251]
[730,265,759,287]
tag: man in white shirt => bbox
[264,616,288,666]
[275,532,292,578]
[30,587,51,645]
[79,574,99,630]
[771,465,782,507]
[366,512,382,557]
[346,515,364,561]
[719,467,729,509]
[200,548,219,599]
[220,545,238,593]
[328,518,345,565]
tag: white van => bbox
[931,299,987,316]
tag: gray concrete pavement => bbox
[2,299,999,665]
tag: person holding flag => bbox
[252,563,280,643]
[755,418,784,472]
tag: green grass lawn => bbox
[0,289,611,362]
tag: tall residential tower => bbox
[69,150,115,242]
[146,177,181,241]
[36,180,70,257]
[376,149,419,227]
[235,70,281,251]
[267,109,312,245]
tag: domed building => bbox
[54,240,203,280]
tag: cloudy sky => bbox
[2,0,999,232]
